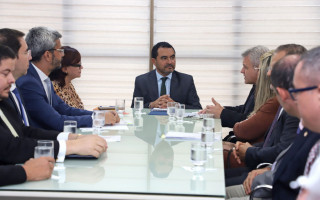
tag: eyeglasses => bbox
[48,48,64,54]
[288,86,318,100]
[70,64,82,68]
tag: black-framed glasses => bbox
[288,86,318,100]
[70,64,82,68]
[48,48,64,54]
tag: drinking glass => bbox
[34,146,54,159]
[63,120,77,133]
[93,110,105,134]
[134,97,144,115]
[37,140,54,158]
[190,143,207,172]
[115,99,125,116]
[201,131,215,148]
[167,102,177,121]
[203,114,214,132]
[175,103,185,124]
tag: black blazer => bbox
[0,100,60,165]
[220,85,255,128]
[245,110,299,170]
[0,165,26,186]
[131,70,202,109]
[272,129,320,200]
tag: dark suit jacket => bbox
[131,70,202,109]
[0,165,26,186]
[0,100,60,164]
[16,63,92,131]
[272,129,320,200]
[220,85,255,128]
[245,110,299,170]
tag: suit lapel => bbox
[148,70,159,101]
[170,71,178,101]
[28,63,50,104]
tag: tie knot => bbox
[44,78,51,83]
[161,77,168,82]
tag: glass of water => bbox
[190,143,207,172]
[37,140,54,158]
[175,103,185,124]
[203,114,214,132]
[167,102,177,121]
[63,120,77,133]
[34,146,54,159]
[115,99,125,117]
[93,110,105,134]
[134,97,144,115]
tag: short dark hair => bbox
[271,55,301,90]
[0,28,25,57]
[275,44,307,55]
[0,45,16,65]
[49,46,81,87]
[151,42,175,59]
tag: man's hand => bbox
[105,110,120,125]
[233,141,244,164]
[150,95,173,108]
[199,98,224,118]
[243,167,271,194]
[66,135,108,158]
[237,142,252,162]
[22,157,55,181]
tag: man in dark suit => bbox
[131,42,202,109]
[200,46,269,128]
[0,45,107,164]
[0,28,32,126]
[225,54,317,200]
[15,27,118,131]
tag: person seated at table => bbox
[223,51,279,146]
[0,44,107,165]
[49,46,84,109]
[131,41,202,109]
[231,51,279,144]
[16,26,119,131]
[0,157,54,186]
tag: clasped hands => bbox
[149,95,174,109]
[232,141,252,164]
[198,98,224,118]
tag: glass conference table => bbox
[0,109,225,200]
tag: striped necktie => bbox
[12,89,29,126]
[160,77,168,96]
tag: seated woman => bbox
[232,51,280,144]
[49,46,84,109]
[223,51,280,168]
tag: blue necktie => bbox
[12,88,29,126]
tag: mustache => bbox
[165,64,174,68]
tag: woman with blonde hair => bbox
[233,50,280,144]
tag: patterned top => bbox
[52,81,84,109]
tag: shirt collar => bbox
[155,70,172,81]
[32,62,49,82]
[10,83,17,92]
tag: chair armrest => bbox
[250,184,272,200]
[226,135,236,142]
[256,162,272,169]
